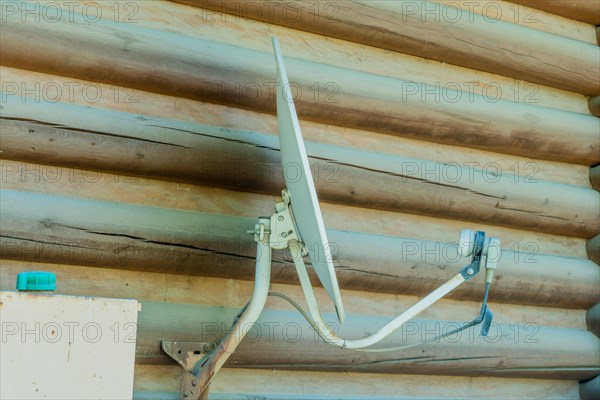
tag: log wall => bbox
[1,0,598,398]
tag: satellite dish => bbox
[163,37,502,398]
[268,38,499,349]
[272,37,345,323]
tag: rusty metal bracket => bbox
[161,340,216,400]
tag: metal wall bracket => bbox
[161,341,215,400]
[459,231,485,281]
[270,200,301,250]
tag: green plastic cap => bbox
[16,271,56,291]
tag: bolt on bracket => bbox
[161,340,216,400]
[270,200,300,250]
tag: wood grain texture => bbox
[432,0,598,44]
[1,153,587,260]
[0,260,587,329]
[0,259,588,394]
[85,0,591,113]
[2,100,599,238]
[1,13,599,164]
[173,0,600,95]
[132,301,600,380]
[0,0,597,393]
[1,189,598,309]
[133,365,581,399]
[1,65,592,188]
[508,0,600,25]
[0,160,587,259]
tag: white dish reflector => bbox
[272,38,345,323]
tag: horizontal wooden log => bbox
[588,303,600,338]
[0,260,588,329]
[174,0,600,95]
[1,65,593,188]
[508,1,600,25]
[0,258,590,386]
[133,365,581,399]
[1,14,599,164]
[131,301,600,380]
[590,96,600,117]
[2,189,599,309]
[1,157,586,260]
[589,235,600,265]
[432,0,598,44]
[71,0,591,112]
[2,99,599,238]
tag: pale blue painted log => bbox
[174,0,600,94]
[2,97,599,238]
[1,189,598,308]
[1,9,599,163]
[130,301,600,379]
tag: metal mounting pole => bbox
[162,217,272,399]
[162,194,499,397]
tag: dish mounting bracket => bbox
[269,189,306,254]
[161,340,216,400]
